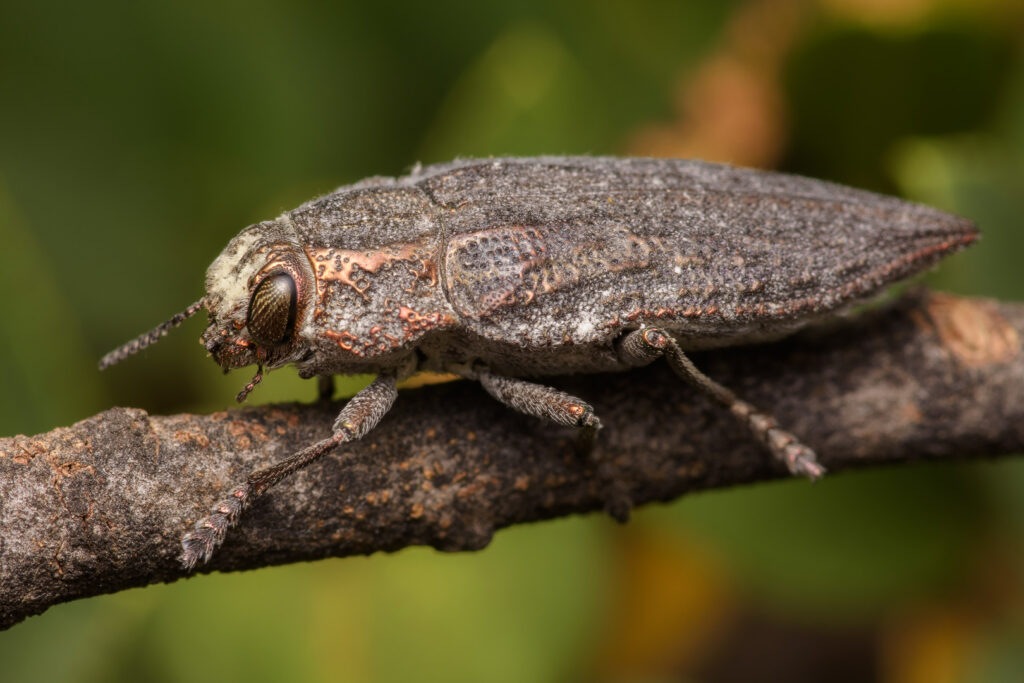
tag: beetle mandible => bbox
[99,156,978,569]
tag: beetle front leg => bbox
[317,374,335,402]
[180,373,398,570]
[617,328,825,480]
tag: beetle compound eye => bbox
[247,273,297,346]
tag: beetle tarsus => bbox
[180,485,251,570]
[572,408,602,455]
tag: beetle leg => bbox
[317,374,335,402]
[180,373,398,570]
[474,368,602,449]
[617,327,825,480]
[469,368,631,520]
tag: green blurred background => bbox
[2,0,1023,681]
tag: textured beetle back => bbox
[421,157,977,352]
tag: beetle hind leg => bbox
[617,328,825,480]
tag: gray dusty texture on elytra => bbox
[3,291,1023,629]
[201,157,977,379]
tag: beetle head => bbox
[100,219,316,402]
[201,221,312,364]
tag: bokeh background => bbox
[2,0,1023,681]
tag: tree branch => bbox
[2,291,1022,629]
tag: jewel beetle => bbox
[100,156,978,568]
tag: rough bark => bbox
[2,291,1022,630]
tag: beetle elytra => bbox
[99,157,978,569]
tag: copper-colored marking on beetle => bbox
[405,259,438,294]
[398,306,456,338]
[363,325,402,352]
[260,246,298,277]
[642,329,667,347]
[305,237,438,310]
[376,330,401,349]
[323,330,360,352]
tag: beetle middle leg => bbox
[617,327,825,479]
[180,373,398,569]
[474,368,602,450]
[467,368,633,520]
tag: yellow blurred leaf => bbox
[593,527,736,680]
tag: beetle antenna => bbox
[236,365,263,403]
[98,299,205,370]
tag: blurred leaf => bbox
[887,53,1024,302]
[348,518,609,683]
[0,586,162,683]
[645,465,984,620]
[0,183,106,434]
[419,22,610,160]
[784,22,1012,191]
[881,604,982,683]
[889,132,1024,300]
[593,529,735,680]
[968,624,1024,683]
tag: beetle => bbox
[99,156,978,569]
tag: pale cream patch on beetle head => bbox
[204,226,265,322]
[199,219,308,372]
